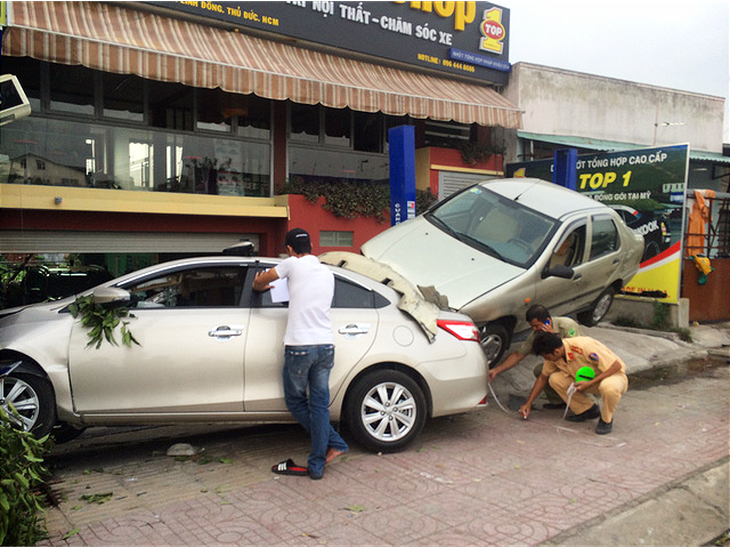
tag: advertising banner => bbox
[507,144,690,302]
[148,1,511,84]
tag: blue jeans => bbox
[283,344,348,476]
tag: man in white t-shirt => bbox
[253,228,348,480]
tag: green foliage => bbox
[0,407,52,546]
[284,178,438,221]
[457,141,503,166]
[651,301,671,330]
[613,306,692,342]
[671,327,693,343]
[612,315,643,328]
[68,295,140,349]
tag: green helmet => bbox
[575,366,595,383]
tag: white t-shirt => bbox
[275,255,335,346]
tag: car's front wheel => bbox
[578,287,616,326]
[1,371,56,438]
[345,369,427,453]
[480,323,510,367]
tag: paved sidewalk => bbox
[38,324,729,546]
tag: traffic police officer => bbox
[519,332,629,434]
[489,304,580,409]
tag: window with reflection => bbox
[0,57,275,197]
[3,117,96,187]
[289,146,389,185]
[590,216,619,259]
[354,111,383,153]
[324,107,351,146]
[49,64,95,116]
[149,81,193,131]
[236,94,271,139]
[103,73,144,122]
[196,88,234,133]
[290,103,319,143]
[0,117,270,195]
[196,89,271,140]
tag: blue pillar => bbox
[388,125,416,226]
[553,148,577,190]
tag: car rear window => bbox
[254,274,387,309]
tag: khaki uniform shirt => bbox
[542,336,626,378]
[518,316,581,356]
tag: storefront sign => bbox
[147,1,510,84]
[507,144,690,302]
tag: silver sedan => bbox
[362,178,644,365]
[0,255,488,453]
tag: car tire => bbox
[1,371,56,438]
[480,323,510,367]
[345,369,427,453]
[578,287,616,326]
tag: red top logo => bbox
[481,20,504,41]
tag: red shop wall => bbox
[285,194,390,256]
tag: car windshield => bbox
[425,185,559,267]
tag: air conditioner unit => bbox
[0,74,31,126]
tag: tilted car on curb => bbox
[361,178,644,365]
[0,254,488,453]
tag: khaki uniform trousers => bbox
[548,370,628,423]
[533,363,564,405]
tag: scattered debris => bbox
[166,443,204,457]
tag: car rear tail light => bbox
[437,319,480,342]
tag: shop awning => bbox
[3,1,522,128]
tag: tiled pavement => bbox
[37,363,729,547]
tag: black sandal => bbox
[271,458,309,476]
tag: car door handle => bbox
[338,323,371,337]
[612,258,620,264]
[573,273,582,281]
[208,325,243,340]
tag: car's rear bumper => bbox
[418,342,489,417]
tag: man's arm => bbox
[518,373,549,419]
[252,267,279,292]
[488,351,526,382]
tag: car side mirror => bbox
[92,287,131,306]
[543,264,575,279]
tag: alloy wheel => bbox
[1,376,41,431]
[360,381,417,442]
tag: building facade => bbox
[0,1,521,307]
